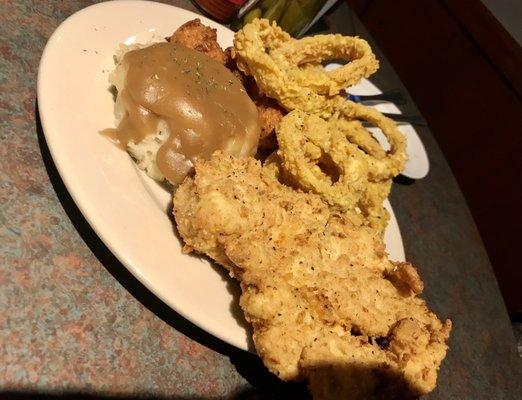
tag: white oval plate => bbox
[37,0,405,352]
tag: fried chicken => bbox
[173,152,451,399]
[168,19,226,64]
[247,84,285,150]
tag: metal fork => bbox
[349,90,427,126]
[381,113,427,126]
[361,113,427,127]
[348,89,407,105]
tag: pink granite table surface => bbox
[1,1,521,399]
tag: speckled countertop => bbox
[1,1,521,399]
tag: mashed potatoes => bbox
[104,39,260,184]
[108,41,168,181]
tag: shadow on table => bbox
[1,358,416,399]
[0,389,278,400]
[35,104,309,399]
[0,390,271,400]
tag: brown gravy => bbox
[105,42,260,184]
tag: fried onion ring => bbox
[234,19,407,233]
[233,19,378,116]
[275,109,404,232]
[337,100,407,180]
[274,35,379,96]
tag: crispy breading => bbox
[252,94,285,150]
[173,152,451,399]
[168,19,226,64]
[224,47,246,83]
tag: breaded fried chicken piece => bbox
[224,47,247,83]
[173,152,451,399]
[249,89,285,150]
[168,19,226,64]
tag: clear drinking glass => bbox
[231,0,328,36]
